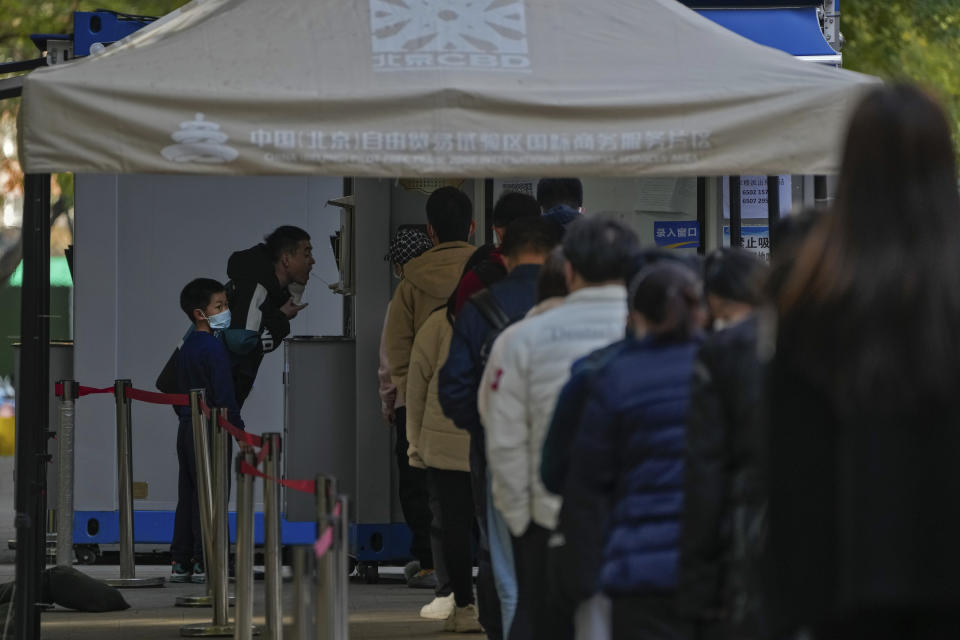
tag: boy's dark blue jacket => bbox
[438,264,541,447]
[175,330,245,431]
[566,334,700,596]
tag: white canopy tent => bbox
[11,2,881,635]
[19,0,876,177]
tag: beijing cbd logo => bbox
[370,0,530,72]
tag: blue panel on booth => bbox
[74,510,318,546]
[697,7,836,57]
[73,11,153,56]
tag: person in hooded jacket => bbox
[565,261,705,640]
[384,187,477,588]
[225,225,313,406]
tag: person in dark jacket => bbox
[538,249,688,640]
[676,248,767,640]
[225,225,313,406]
[439,216,561,638]
[768,85,960,639]
[565,261,705,640]
[171,278,246,584]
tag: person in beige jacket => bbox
[383,186,476,604]
[385,187,477,395]
[407,306,481,632]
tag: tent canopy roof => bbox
[20,0,877,177]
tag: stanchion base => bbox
[104,576,166,588]
[180,624,260,637]
[175,595,237,608]
[179,624,234,637]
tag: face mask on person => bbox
[203,309,232,330]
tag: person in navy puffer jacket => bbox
[565,261,705,640]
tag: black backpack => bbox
[470,288,515,367]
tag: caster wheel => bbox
[359,562,379,584]
[74,545,99,565]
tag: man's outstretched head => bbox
[265,225,314,286]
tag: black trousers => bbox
[171,419,203,566]
[394,408,433,569]
[510,523,552,640]
[611,596,693,640]
[427,468,476,607]
[470,435,504,639]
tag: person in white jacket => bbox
[478,217,638,640]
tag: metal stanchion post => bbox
[105,379,164,588]
[55,380,78,567]
[235,448,261,640]
[262,433,283,640]
[213,408,235,620]
[181,406,236,637]
[177,391,216,608]
[314,475,337,640]
[293,546,315,640]
[335,495,349,640]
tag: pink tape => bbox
[314,502,343,559]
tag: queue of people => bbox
[381,83,960,640]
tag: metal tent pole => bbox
[14,173,51,640]
[766,176,781,254]
[728,176,742,249]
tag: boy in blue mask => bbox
[171,278,246,583]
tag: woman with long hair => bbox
[564,261,705,640]
[768,84,960,639]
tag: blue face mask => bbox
[204,309,231,330]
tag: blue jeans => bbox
[487,471,518,635]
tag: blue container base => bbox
[72,511,413,563]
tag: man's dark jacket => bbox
[438,264,541,448]
[225,244,292,406]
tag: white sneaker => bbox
[419,593,455,620]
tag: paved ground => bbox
[0,564,485,639]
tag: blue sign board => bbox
[654,221,700,249]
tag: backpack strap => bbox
[470,288,511,332]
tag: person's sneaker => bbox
[403,560,421,582]
[406,568,437,589]
[443,604,483,633]
[191,562,206,584]
[419,593,455,620]
[170,562,191,583]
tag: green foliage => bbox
[842,0,960,164]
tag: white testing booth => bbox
[18,0,875,563]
